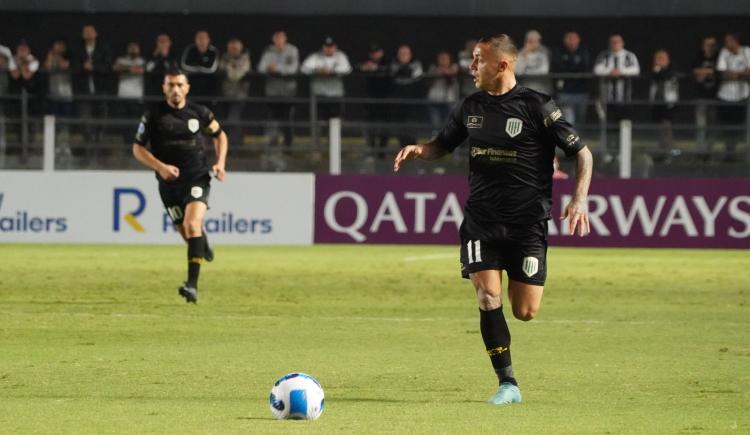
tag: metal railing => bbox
[1,72,749,177]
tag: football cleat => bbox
[178,283,198,304]
[204,245,214,262]
[487,382,522,405]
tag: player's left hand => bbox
[561,197,590,236]
[211,164,226,182]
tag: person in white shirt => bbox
[716,32,750,160]
[457,39,477,97]
[113,41,145,144]
[113,42,145,99]
[427,50,458,136]
[515,30,552,95]
[301,36,352,120]
[219,38,251,144]
[1,42,19,152]
[594,34,640,155]
[594,34,640,105]
[258,30,300,148]
[11,40,39,93]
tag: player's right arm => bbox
[393,141,449,172]
[132,144,179,181]
[393,99,468,172]
[131,112,179,181]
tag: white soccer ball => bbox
[269,372,325,420]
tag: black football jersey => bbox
[134,101,216,183]
[436,85,584,225]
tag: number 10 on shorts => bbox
[467,240,483,264]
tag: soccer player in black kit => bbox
[394,35,593,404]
[132,68,228,304]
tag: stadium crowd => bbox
[1,25,749,161]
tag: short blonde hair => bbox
[478,34,518,61]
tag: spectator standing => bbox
[426,50,459,136]
[516,30,552,95]
[716,32,750,160]
[145,33,176,96]
[553,31,591,126]
[649,49,679,154]
[594,34,640,111]
[44,39,73,117]
[301,36,352,120]
[0,42,17,156]
[258,30,299,148]
[693,36,719,154]
[359,43,391,159]
[10,41,39,94]
[44,38,74,163]
[389,44,423,147]
[72,24,112,153]
[457,39,477,97]
[181,30,219,97]
[113,41,145,144]
[113,42,145,99]
[219,37,251,144]
[594,34,639,156]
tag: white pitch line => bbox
[403,253,456,262]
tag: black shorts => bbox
[158,177,211,225]
[459,218,548,286]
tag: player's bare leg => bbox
[177,201,207,303]
[507,280,544,321]
[471,270,522,405]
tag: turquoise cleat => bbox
[487,382,523,405]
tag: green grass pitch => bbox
[0,244,748,434]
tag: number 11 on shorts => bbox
[467,240,482,264]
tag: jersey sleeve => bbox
[198,105,220,135]
[434,100,468,152]
[541,99,584,157]
[134,111,151,146]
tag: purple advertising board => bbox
[314,175,750,248]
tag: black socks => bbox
[479,306,517,386]
[187,236,205,288]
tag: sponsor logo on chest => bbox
[467,115,483,129]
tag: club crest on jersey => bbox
[505,118,523,137]
[187,118,200,133]
[467,115,483,128]
[522,257,539,277]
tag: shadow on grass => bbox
[330,397,432,404]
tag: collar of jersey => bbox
[482,84,520,102]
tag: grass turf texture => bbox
[0,244,748,434]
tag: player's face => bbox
[162,74,190,106]
[470,43,506,91]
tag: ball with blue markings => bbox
[269,372,325,420]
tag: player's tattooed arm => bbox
[561,146,593,236]
[393,139,449,172]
